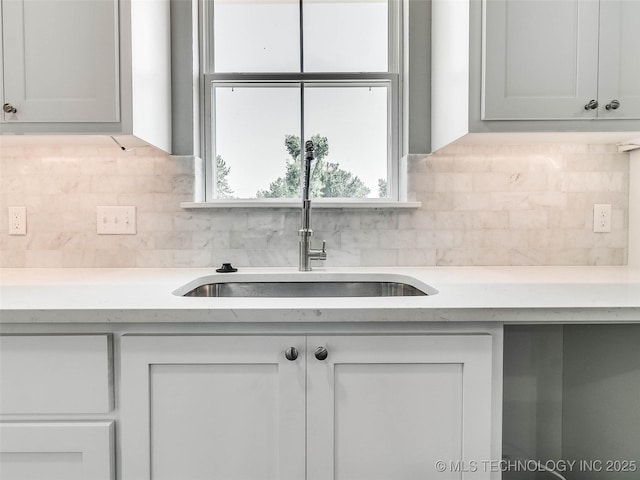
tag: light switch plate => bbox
[97,206,136,235]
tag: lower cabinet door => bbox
[0,422,114,480]
[306,335,493,480]
[121,334,493,480]
[120,336,306,480]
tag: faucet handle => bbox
[319,240,327,260]
[309,240,327,261]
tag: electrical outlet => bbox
[96,206,136,235]
[8,206,27,235]
[593,204,612,233]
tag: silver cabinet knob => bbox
[3,103,17,114]
[315,346,328,361]
[605,100,620,110]
[584,99,598,110]
[285,347,299,361]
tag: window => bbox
[203,0,402,201]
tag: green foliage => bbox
[215,155,234,198]
[256,134,371,199]
[377,178,388,198]
[216,135,387,199]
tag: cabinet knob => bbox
[605,100,620,110]
[285,347,299,361]
[315,346,328,361]
[584,99,598,110]
[3,103,17,114]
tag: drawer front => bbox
[0,335,112,414]
[0,421,114,480]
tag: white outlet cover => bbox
[593,204,612,233]
[8,206,27,235]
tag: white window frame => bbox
[200,0,404,203]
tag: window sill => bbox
[181,199,422,209]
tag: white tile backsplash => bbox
[0,138,630,267]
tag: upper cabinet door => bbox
[597,0,640,119]
[2,0,119,123]
[306,335,494,480]
[483,0,600,120]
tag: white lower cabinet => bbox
[0,422,115,480]
[121,336,306,480]
[121,334,493,480]
[0,335,115,480]
[0,335,113,414]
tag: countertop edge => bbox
[1,306,639,325]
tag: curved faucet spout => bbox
[302,140,315,202]
[299,140,327,271]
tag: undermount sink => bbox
[184,281,428,298]
[174,273,437,298]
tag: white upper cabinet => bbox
[130,0,172,153]
[483,0,598,120]
[0,0,174,152]
[1,0,119,123]
[597,0,640,119]
[483,0,640,121]
[431,0,640,151]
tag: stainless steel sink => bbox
[174,273,437,298]
[183,281,429,298]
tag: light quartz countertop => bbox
[0,266,639,324]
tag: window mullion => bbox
[299,0,304,74]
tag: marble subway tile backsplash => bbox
[0,138,629,267]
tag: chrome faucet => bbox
[299,140,327,271]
